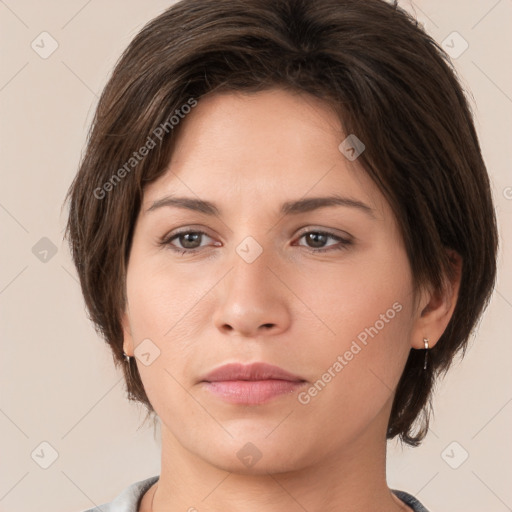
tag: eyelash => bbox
[159,229,353,255]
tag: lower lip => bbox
[202,379,306,405]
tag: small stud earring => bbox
[423,338,429,370]
[123,351,130,363]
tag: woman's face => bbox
[122,88,421,473]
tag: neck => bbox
[150,400,408,512]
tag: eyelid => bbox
[294,225,353,241]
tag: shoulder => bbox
[77,475,160,512]
[392,489,431,512]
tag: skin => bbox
[122,88,461,512]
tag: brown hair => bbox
[64,0,498,446]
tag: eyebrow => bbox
[146,194,375,218]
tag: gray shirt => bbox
[79,475,430,512]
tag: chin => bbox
[190,432,314,476]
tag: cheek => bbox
[291,248,415,408]
[124,252,221,405]
[126,253,210,341]
[295,247,413,347]
[125,260,206,415]
[290,298,414,453]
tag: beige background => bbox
[0,1,511,511]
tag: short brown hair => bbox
[64,0,498,446]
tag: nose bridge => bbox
[232,236,273,296]
[212,235,290,336]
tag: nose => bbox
[212,246,291,338]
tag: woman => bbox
[65,0,498,510]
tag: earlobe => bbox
[411,250,462,350]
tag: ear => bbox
[410,249,462,350]
[121,305,135,357]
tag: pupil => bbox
[308,233,326,248]
[182,233,200,248]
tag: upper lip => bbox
[201,362,305,382]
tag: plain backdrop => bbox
[0,1,511,511]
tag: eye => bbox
[295,230,353,253]
[159,228,353,255]
[160,230,218,254]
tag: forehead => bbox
[142,88,388,219]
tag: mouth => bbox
[199,362,307,405]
